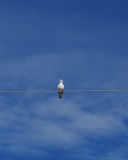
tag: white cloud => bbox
[0,53,128,158]
[102,146,128,160]
[0,93,127,157]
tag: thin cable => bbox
[0,91,57,92]
[65,90,128,92]
[0,90,128,92]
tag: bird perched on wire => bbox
[58,79,64,98]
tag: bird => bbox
[58,79,64,98]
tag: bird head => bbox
[60,79,63,83]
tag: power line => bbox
[0,90,128,92]
[65,90,128,92]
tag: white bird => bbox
[58,79,64,98]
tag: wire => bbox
[0,91,57,92]
[0,90,128,92]
[65,90,128,92]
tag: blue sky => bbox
[0,0,128,160]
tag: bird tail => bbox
[58,89,63,98]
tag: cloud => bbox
[0,52,128,159]
[0,52,127,158]
[1,51,128,92]
[0,92,128,158]
[102,146,128,160]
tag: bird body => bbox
[58,80,64,89]
[58,80,64,98]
